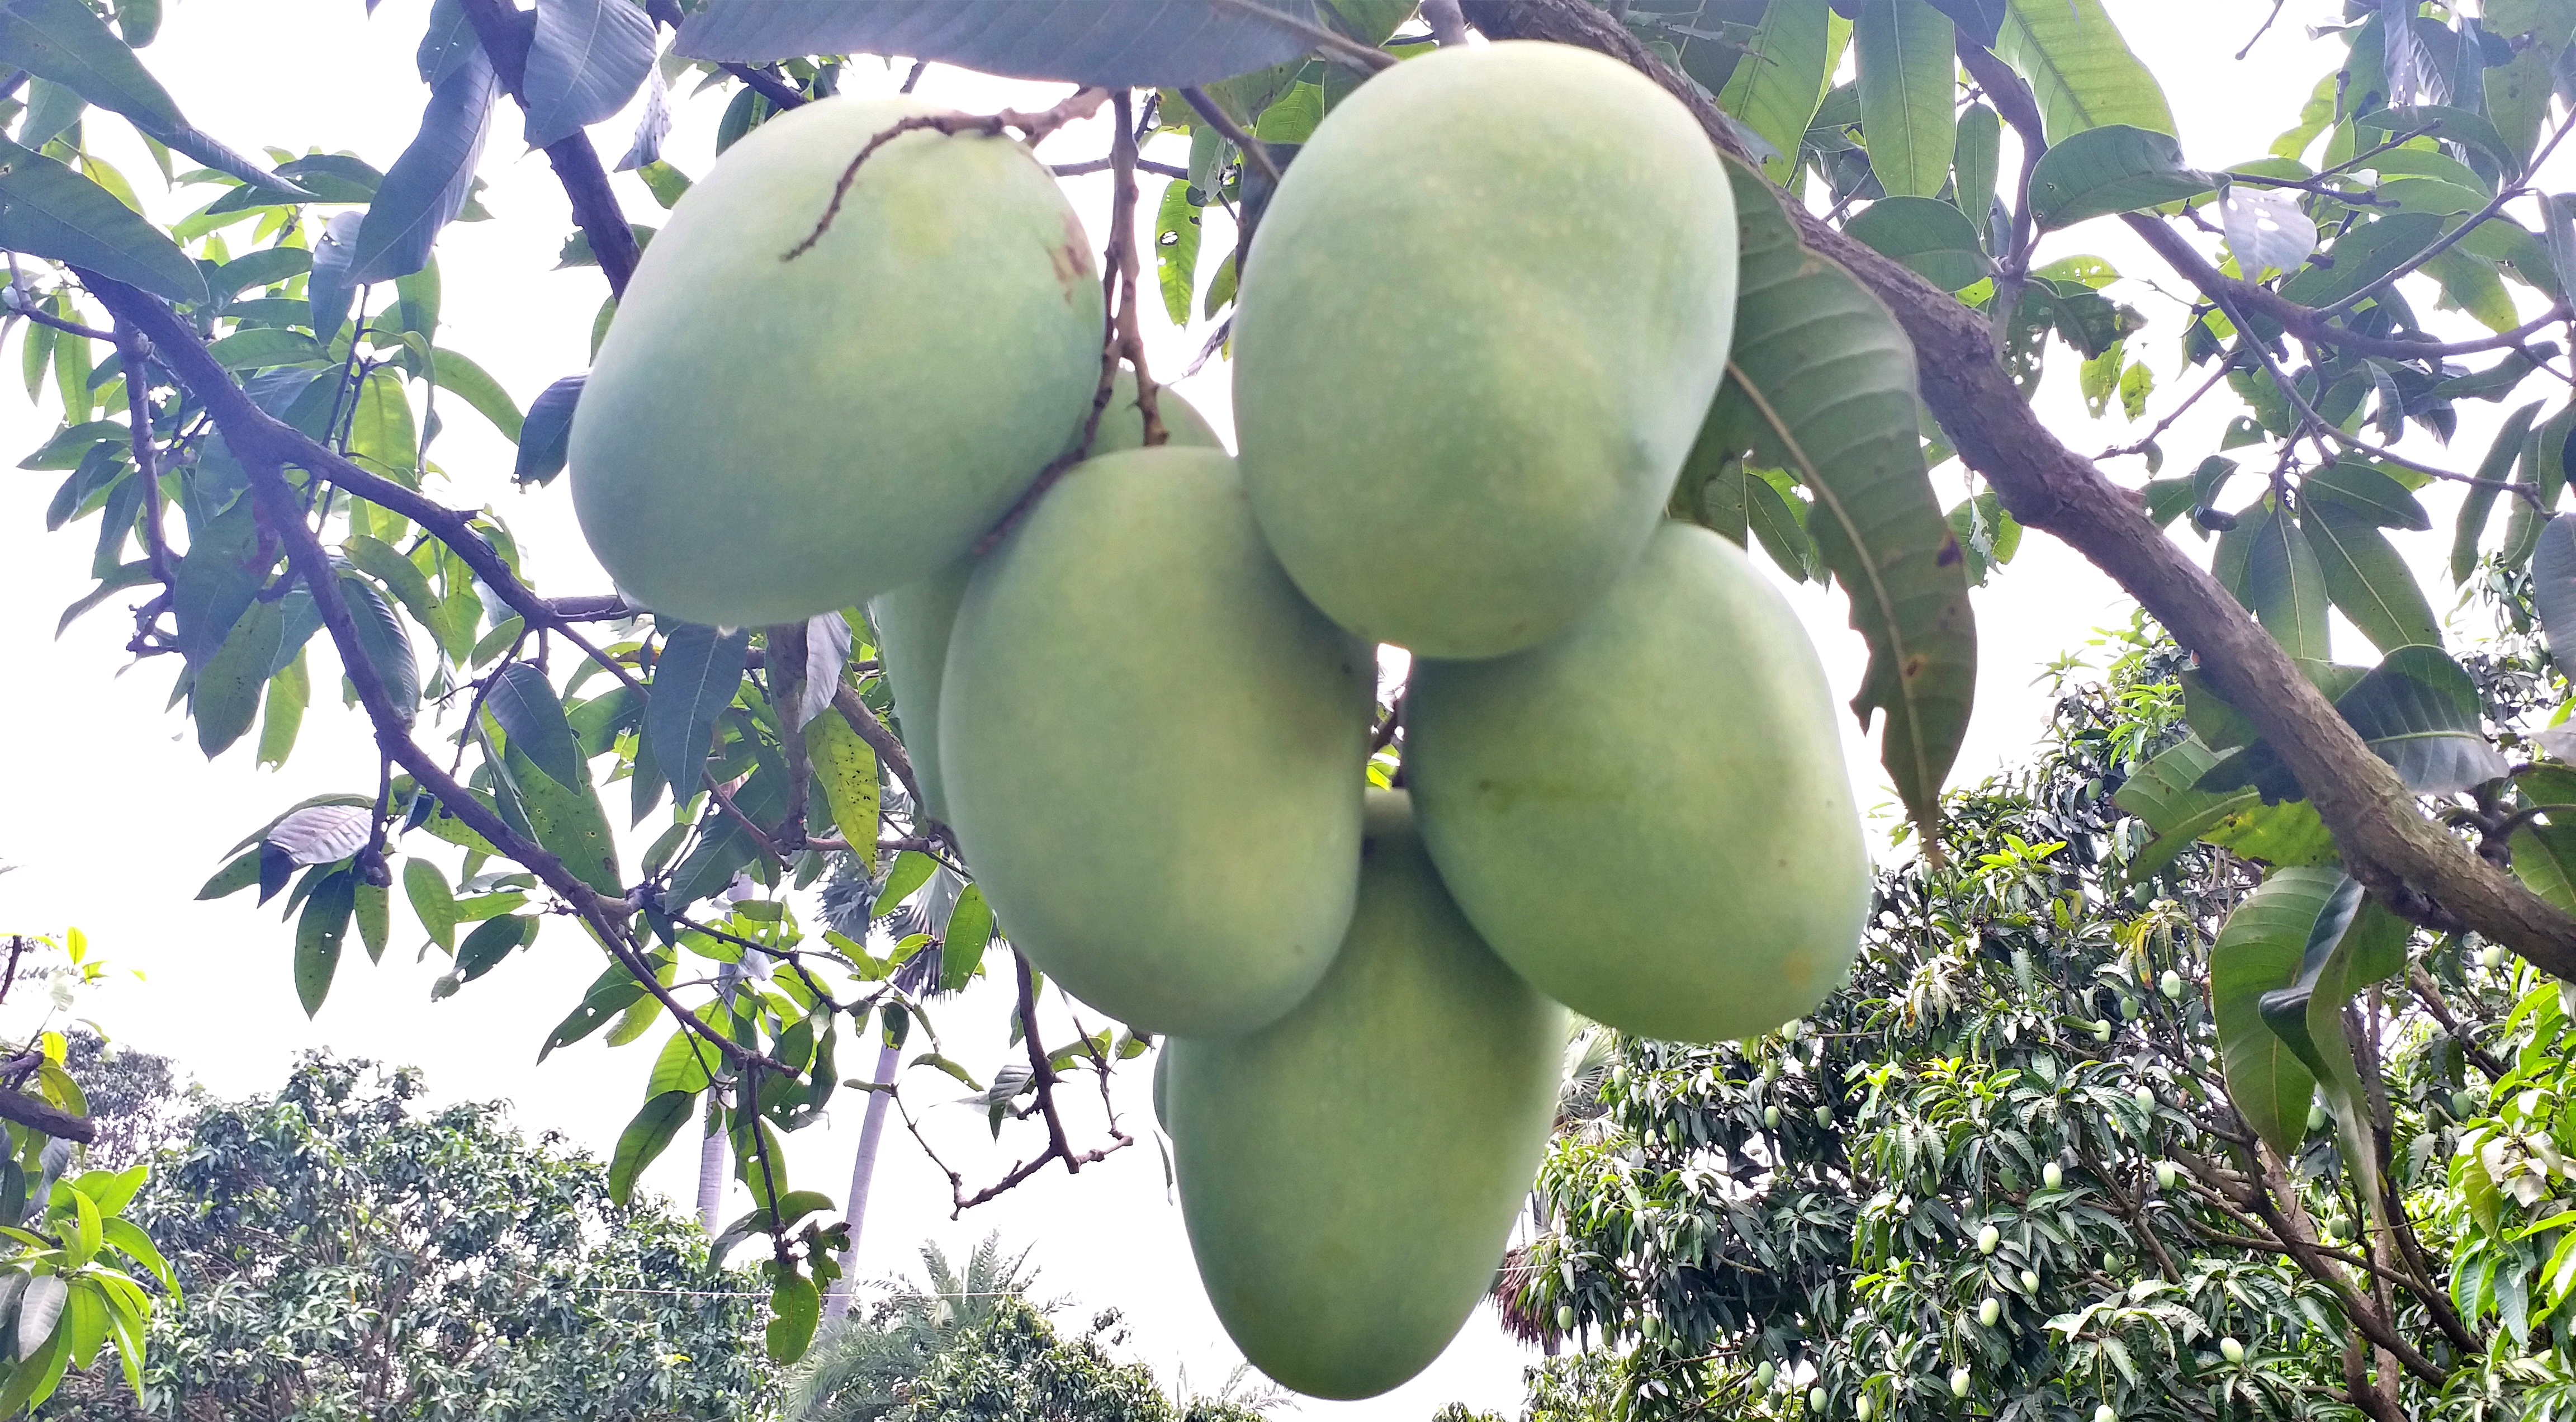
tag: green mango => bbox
[1165,790,1564,1400]
[1408,521,1868,1043]
[866,377,1221,825]
[572,95,1103,628]
[940,446,1372,1035]
[1233,42,1740,658]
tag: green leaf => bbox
[486,662,584,790]
[519,0,656,148]
[1153,177,1200,328]
[1697,153,1976,833]
[0,0,298,193]
[2532,514,2576,664]
[100,1217,174,1298]
[192,596,283,758]
[339,571,420,723]
[340,533,442,645]
[2252,872,2407,1215]
[1992,0,2174,143]
[454,912,528,981]
[647,621,749,802]
[206,327,327,371]
[1715,0,1836,181]
[2513,821,2576,914]
[607,1090,694,1206]
[767,1272,820,1363]
[2425,248,2520,334]
[0,134,203,302]
[941,885,995,993]
[2356,105,2525,182]
[2301,501,2441,654]
[2113,735,2336,879]
[348,366,416,482]
[513,373,583,485]
[1854,0,1955,199]
[257,647,309,769]
[2210,867,2341,1154]
[1953,100,2000,230]
[430,347,522,441]
[1844,195,1986,290]
[541,962,650,1060]
[2246,499,2328,662]
[2454,401,2544,582]
[197,848,261,900]
[872,849,936,920]
[803,708,879,843]
[2337,645,2511,796]
[295,868,356,1017]
[404,856,457,952]
[2026,124,2213,229]
[2282,212,2445,311]
[349,49,497,283]
[491,734,623,896]
[2306,459,2430,530]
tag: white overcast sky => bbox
[0,2,2554,1416]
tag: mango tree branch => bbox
[1455,0,2576,968]
[455,0,640,297]
[0,1090,93,1144]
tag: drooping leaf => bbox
[1952,100,2000,233]
[256,649,309,769]
[454,912,532,981]
[678,0,1332,87]
[607,1090,695,1205]
[1154,178,1201,328]
[1992,0,2175,142]
[2245,499,2328,663]
[2209,866,2340,1155]
[2454,400,2544,583]
[493,732,623,896]
[295,868,357,1017]
[1844,195,1987,290]
[647,621,749,803]
[1697,153,1976,833]
[0,0,306,193]
[2513,821,2576,915]
[1854,0,1955,199]
[431,348,524,441]
[804,704,879,843]
[2301,500,2441,654]
[192,597,285,758]
[523,0,657,148]
[2306,459,2430,531]
[2252,872,2408,1218]
[339,571,421,723]
[767,1272,821,1363]
[514,374,583,485]
[404,856,458,952]
[2026,124,2214,229]
[2336,645,2511,796]
[940,885,995,993]
[306,209,364,340]
[541,962,651,1060]
[487,662,585,790]
[2534,514,2576,667]
[349,46,499,284]
[2113,735,2337,880]
[1714,0,1836,183]
[0,135,204,302]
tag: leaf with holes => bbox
[295,868,357,1017]
[678,0,1333,87]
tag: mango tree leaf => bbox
[1953,101,2001,232]
[1854,0,1954,199]
[491,735,623,896]
[647,621,749,802]
[404,856,458,952]
[607,1090,695,1204]
[523,0,657,148]
[193,597,283,758]
[0,135,204,301]
[804,709,879,844]
[349,46,498,284]
[940,885,995,993]
[2513,821,2576,915]
[2454,401,2544,582]
[2246,499,2328,662]
[305,209,363,340]
[2357,105,2525,183]
[768,1272,821,1363]
[1992,0,2174,143]
[1844,195,1987,290]
[430,348,524,441]
[2531,514,2576,665]
[1715,0,1836,182]
[2307,459,2430,531]
[2336,645,2510,796]
[295,868,357,1017]
[1696,153,1976,833]
[2113,735,2338,880]
[2027,124,2214,229]
[454,912,531,981]
[678,0,1331,87]
[2302,500,2441,654]
[339,571,420,723]
[514,374,583,485]
[2209,866,2340,1155]
[2253,872,2408,1220]
[541,962,650,1060]
[487,662,585,790]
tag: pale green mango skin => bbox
[1167,791,1565,1401]
[940,446,1371,1036]
[1233,42,1740,658]
[866,379,1219,825]
[571,95,1102,627]
[1408,522,1868,1043]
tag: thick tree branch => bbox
[1457,0,2576,970]
[456,0,640,297]
[0,1090,92,1144]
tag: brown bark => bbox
[1458,0,2576,969]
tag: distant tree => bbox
[46,1052,773,1420]
[787,1234,1039,1422]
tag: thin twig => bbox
[786,88,1110,262]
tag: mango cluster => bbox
[569,41,1869,1401]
